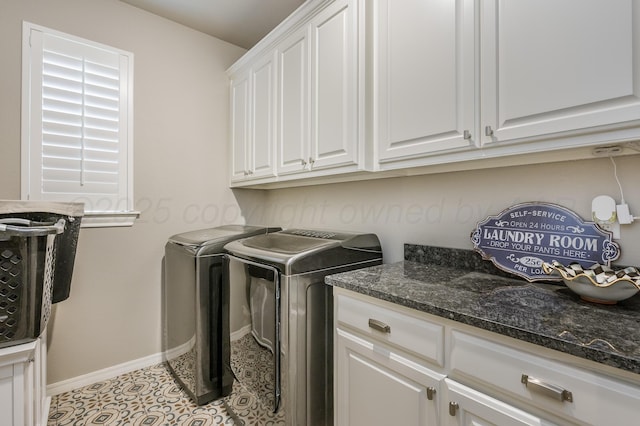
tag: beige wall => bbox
[238,155,640,266]
[0,0,267,384]
[2,0,640,390]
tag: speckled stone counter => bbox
[325,244,640,375]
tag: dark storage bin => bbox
[0,201,83,349]
[0,218,64,348]
[0,201,83,304]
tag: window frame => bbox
[21,21,138,227]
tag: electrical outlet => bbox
[597,221,621,239]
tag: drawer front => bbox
[450,330,640,426]
[335,292,444,367]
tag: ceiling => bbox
[120,0,306,49]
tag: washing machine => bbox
[163,224,279,405]
[223,229,383,425]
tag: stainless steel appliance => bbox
[224,229,383,425]
[163,225,279,405]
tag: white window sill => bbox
[81,211,140,228]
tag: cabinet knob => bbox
[485,125,494,137]
[463,130,471,140]
[448,401,459,416]
[301,159,307,167]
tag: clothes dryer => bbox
[163,225,279,405]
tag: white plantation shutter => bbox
[23,23,134,220]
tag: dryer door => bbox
[226,255,281,413]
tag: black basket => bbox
[0,218,64,348]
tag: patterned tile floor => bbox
[47,362,275,425]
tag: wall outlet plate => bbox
[598,221,621,239]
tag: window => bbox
[21,22,137,227]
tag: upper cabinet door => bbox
[375,0,476,165]
[310,0,360,170]
[230,72,250,182]
[251,52,277,178]
[480,0,640,146]
[278,26,310,175]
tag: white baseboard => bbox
[48,329,250,396]
[231,324,251,341]
[164,335,196,361]
[47,351,165,396]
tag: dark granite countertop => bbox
[325,245,640,376]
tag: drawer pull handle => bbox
[521,374,573,403]
[426,387,436,401]
[368,318,391,333]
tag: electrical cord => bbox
[610,156,625,203]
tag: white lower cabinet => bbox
[449,330,640,426]
[335,290,445,426]
[334,288,640,426]
[442,379,553,426]
[335,328,443,426]
[0,334,48,426]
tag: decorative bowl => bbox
[542,261,640,304]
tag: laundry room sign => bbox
[471,202,620,281]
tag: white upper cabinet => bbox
[230,71,251,182]
[278,0,361,177]
[278,26,310,175]
[309,0,360,171]
[480,0,640,147]
[251,53,278,178]
[373,0,640,171]
[229,52,277,184]
[229,0,362,186]
[228,0,640,187]
[374,0,476,165]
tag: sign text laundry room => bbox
[471,202,620,281]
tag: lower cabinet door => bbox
[335,327,444,426]
[0,363,18,426]
[442,379,556,426]
[0,341,38,426]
